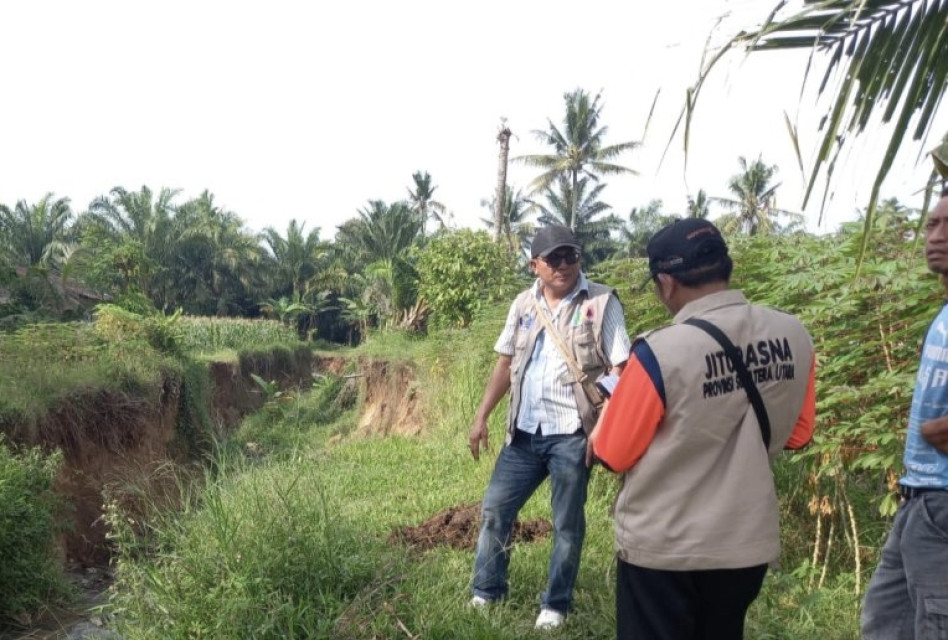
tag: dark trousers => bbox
[616,558,768,640]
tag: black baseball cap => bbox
[647,218,729,277]
[531,225,581,258]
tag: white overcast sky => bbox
[2,0,945,239]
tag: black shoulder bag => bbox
[683,318,771,449]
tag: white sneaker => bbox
[535,608,565,629]
[469,595,490,609]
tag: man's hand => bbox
[469,418,490,460]
[921,415,948,455]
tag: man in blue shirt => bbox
[862,187,948,639]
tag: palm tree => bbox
[683,0,947,239]
[85,186,181,307]
[405,171,448,235]
[0,193,73,269]
[336,200,422,263]
[259,219,329,301]
[713,156,803,236]
[258,296,309,326]
[687,190,711,219]
[528,175,622,265]
[334,201,423,325]
[176,191,262,315]
[480,185,535,258]
[618,200,675,259]
[515,88,639,229]
[494,121,513,242]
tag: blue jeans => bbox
[862,491,948,639]
[471,428,591,613]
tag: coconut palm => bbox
[687,189,711,219]
[618,200,676,259]
[405,171,448,235]
[684,0,948,238]
[713,156,804,236]
[515,88,639,229]
[494,121,513,242]
[480,185,535,259]
[528,175,622,265]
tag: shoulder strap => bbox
[683,317,771,449]
[531,297,587,383]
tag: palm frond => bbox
[676,0,947,261]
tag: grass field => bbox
[104,318,872,639]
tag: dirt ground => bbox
[388,503,552,551]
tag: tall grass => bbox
[106,306,866,639]
[0,438,72,622]
[106,460,379,639]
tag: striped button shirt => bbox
[495,274,631,436]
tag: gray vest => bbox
[505,281,618,443]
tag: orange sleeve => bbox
[785,355,816,450]
[593,349,665,473]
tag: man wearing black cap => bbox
[591,218,817,640]
[468,224,631,629]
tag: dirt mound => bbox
[388,503,552,551]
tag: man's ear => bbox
[655,273,675,297]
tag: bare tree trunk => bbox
[494,123,512,243]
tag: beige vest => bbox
[505,281,617,443]
[613,290,814,570]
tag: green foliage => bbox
[232,373,357,456]
[415,229,522,328]
[0,321,179,430]
[93,304,184,356]
[0,438,71,622]
[108,300,880,637]
[176,316,299,355]
[593,213,936,594]
[112,289,159,315]
[106,462,379,639]
[172,360,214,458]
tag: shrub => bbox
[0,437,70,621]
[415,229,522,328]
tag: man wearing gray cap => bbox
[468,224,631,629]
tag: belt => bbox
[899,485,948,500]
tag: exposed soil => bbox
[5,352,539,638]
[354,358,425,437]
[388,503,552,551]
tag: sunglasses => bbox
[542,250,581,268]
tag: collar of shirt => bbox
[530,273,589,317]
[672,289,748,324]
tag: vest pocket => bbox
[921,594,948,639]
[573,324,601,371]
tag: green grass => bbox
[106,317,873,639]
[0,321,180,432]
